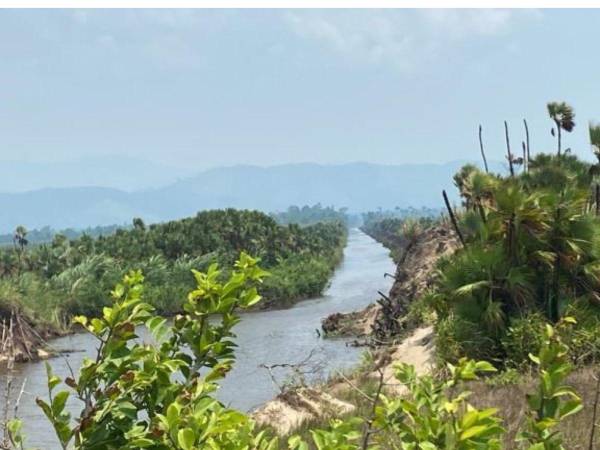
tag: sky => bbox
[0,9,599,170]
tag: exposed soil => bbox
[321,224,459,340]
[252,387,356,435]
[256,224,457,436]
[388,225,458,307]
[0,309,55,363]
[375,325,435,394]
[320,304,379,338]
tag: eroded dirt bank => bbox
[322,225,459,339]
[0,309,55,363]
[255,224,459,434]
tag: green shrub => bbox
[559,298,600,365]
[435,315,500,364]
[8,253,279,450]
[501,312,546,369]
[484,367,521,387]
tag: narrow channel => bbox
[6,228,395,447]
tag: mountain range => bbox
[0,160,501,232]
[0,157,198,193]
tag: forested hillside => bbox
[0,162,475,232]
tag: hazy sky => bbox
[1,9,599,169]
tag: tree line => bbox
[0,209,347,328]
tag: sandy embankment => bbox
[253,224,459,435]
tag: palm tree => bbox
[588,122,600,215]
[459,169,497,223]
[132,217,146,232]
[589,122,600,172]
[13,225,28,274]
[13,225,28,252]
[547,101,575,156]
[453,164,478,206]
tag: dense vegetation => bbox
[361,206,442,228]
[271,204,351,226]
[359,103,600,374]
[431,152,600,369]
[0,209,346,331]
[0,224,125,247]
[360,208,441,262]
[361,216,438,262]
[325,101,600,447]
[1,257,587,449]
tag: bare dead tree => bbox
[361,368,385,450]
[589,370,600,450]
[335,371,374,403]
[259,348,325,393]
[524,118,531,165]
[1,316,15,450]
[478,125,489,173]
[505,121,514,177]
[442,190,465,247]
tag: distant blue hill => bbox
[0,161,505,232]
[0,157,194,192]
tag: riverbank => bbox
[0,227,348,364]
[252,325,436,436]
[1,229,394,448]
[0,308,63,363]
[321,223,458,340]
[253,223,456,434]
[0,211,348,364]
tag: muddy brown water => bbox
[1,228,395,448]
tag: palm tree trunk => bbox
[524,118,531,164]
[551,205,562,322]
[478,203,487,224]
[504,121,514,177]
[507,213,517,266]
[443,190,465,247]
[552,253,560,322]
[556,119,562,156]
[589,370,600,450]
[478,125,489,173]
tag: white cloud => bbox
[66,10,221,70]
[285,11,413,69]
[420,9,514,38]
[284,9,539,71]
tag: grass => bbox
[261,359,600,449]
[467,365,600,449]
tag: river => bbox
[3,228,395,448]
